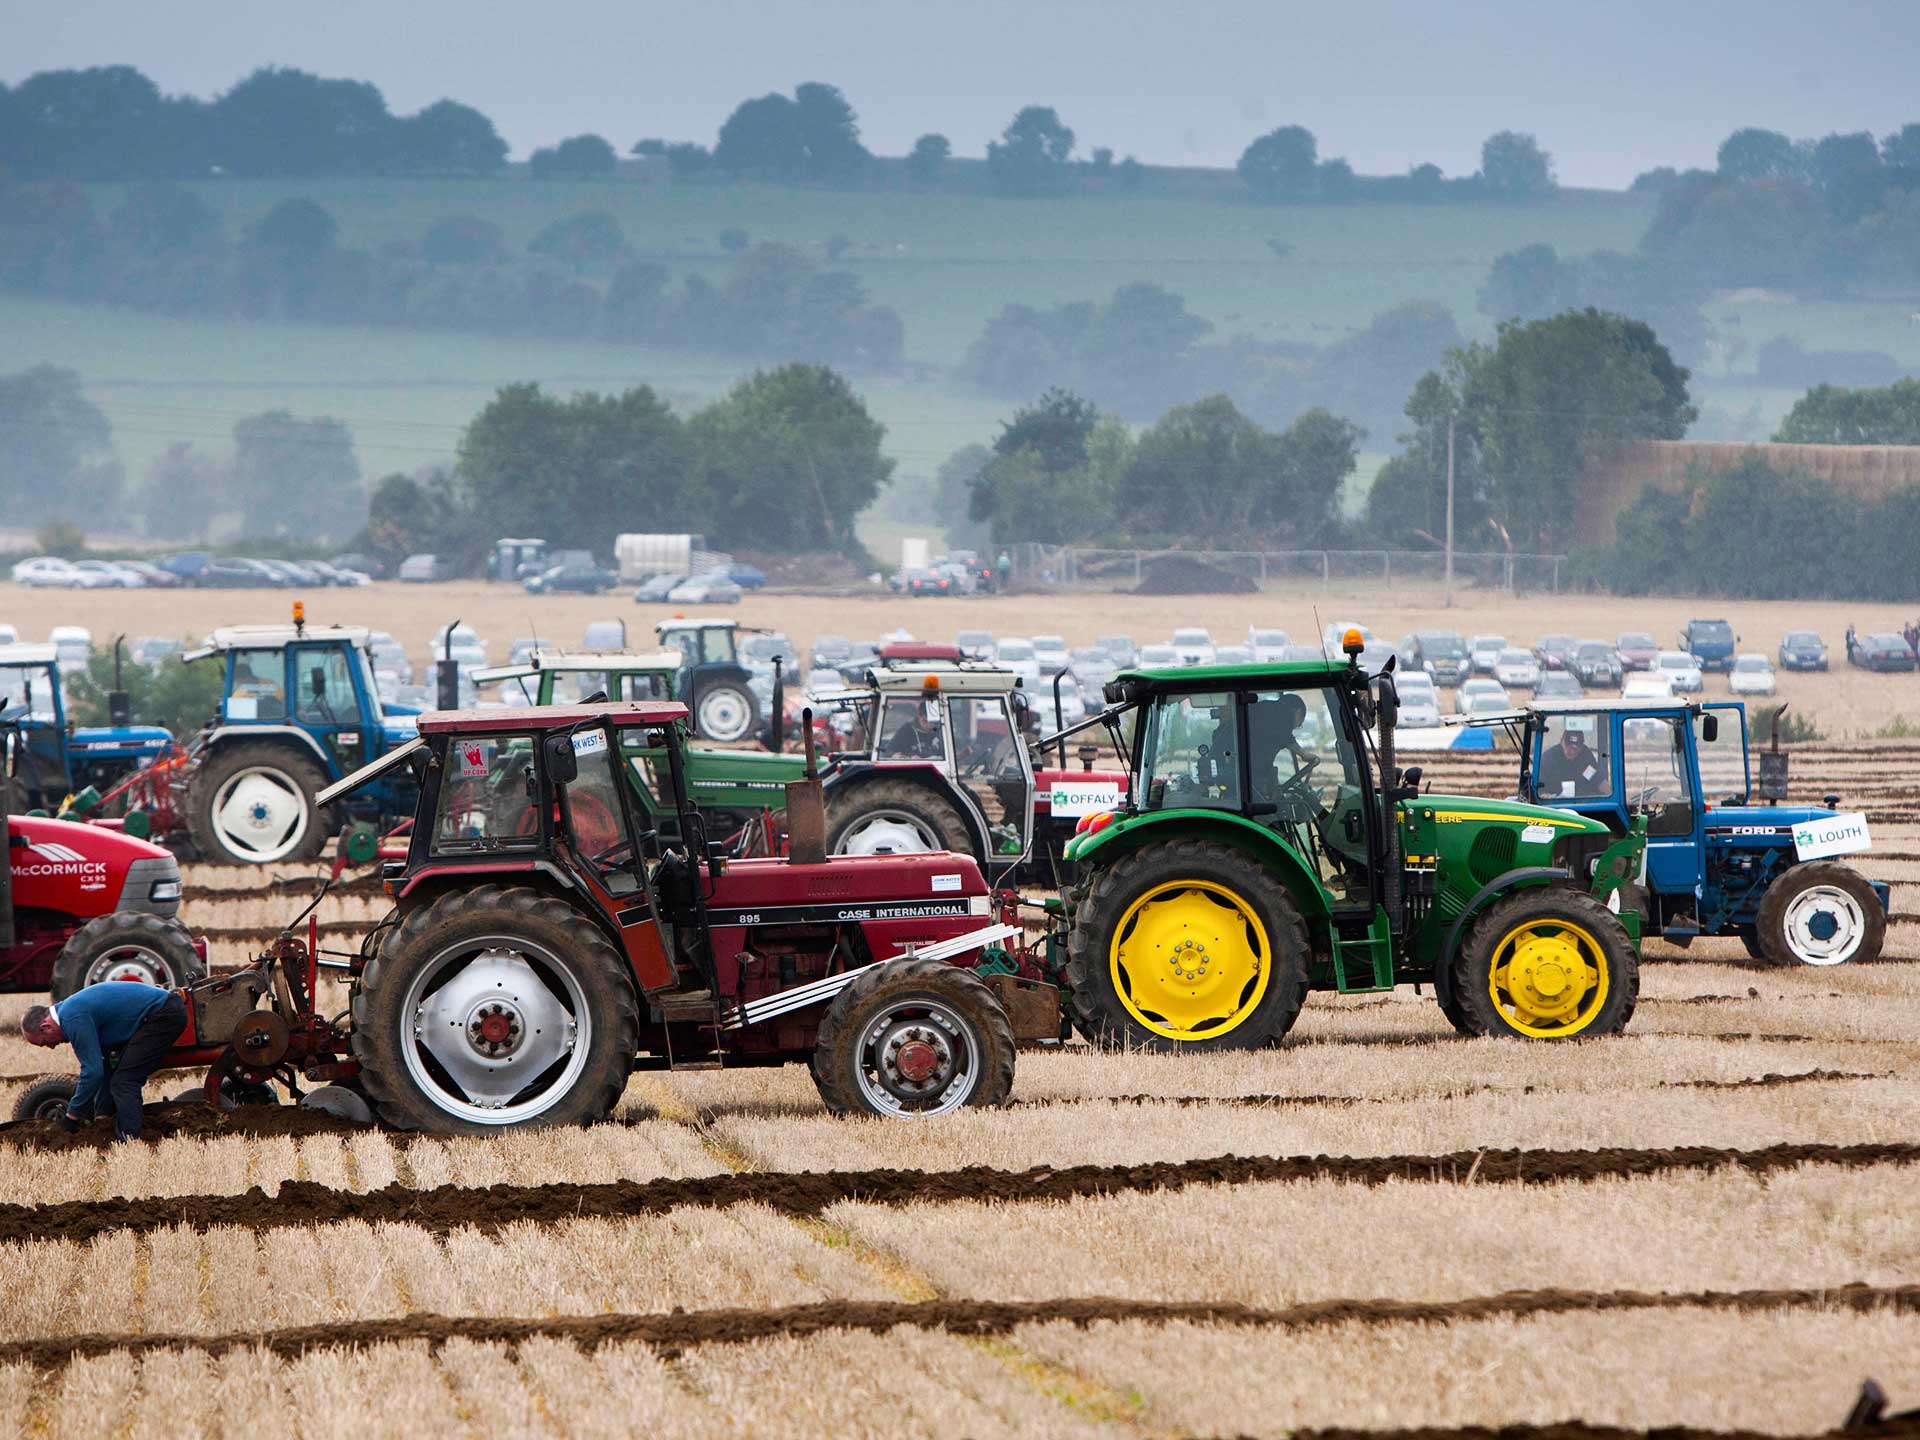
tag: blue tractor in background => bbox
[1485,698,1887,965]
[177,608,420,864]
[0,642,172,817]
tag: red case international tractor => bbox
[20,700,1053,1132]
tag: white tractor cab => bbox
[811,658,1128,886]
[471,648,680,709]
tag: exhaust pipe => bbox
[784,706,827,864]
[1376,668,1405,937]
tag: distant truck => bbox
[1679,619,1738,673]
[616,532,708,583]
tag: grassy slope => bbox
[8,175,1918,548]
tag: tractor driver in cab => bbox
[883,695,945,759]
[1248,693,1315,808]
[1539,717,1608,798]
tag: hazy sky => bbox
[12,0,1920,188]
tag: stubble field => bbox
[2,581,1919,1437]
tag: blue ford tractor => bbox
[1478,699,1887,965]
[177,609,420,864]
[0,642,172,816]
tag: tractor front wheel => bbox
[49,913,205,1001]
[1065,840,1310,1051]
[188,743,329,865]
[811,958,1015,1117]
[1753,861,1884,966]
[350,884,639,1134]
[1453,887,1637,1039]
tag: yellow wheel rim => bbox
[1486,917,1610,1038]
[1110,880,1269,1041]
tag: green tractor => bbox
[1057,634,1647,1047]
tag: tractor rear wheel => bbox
[12,1076,78,1124]
[1065,839,1310,1051]
[693,682,758,743]
[350,884,639,1134]
[811,957,1015,1117]
[1453,887,1637,1039]
[49,913,204,1001]
[188,743,329,865]
[1753,861,1884,966]
[826,779,972,859]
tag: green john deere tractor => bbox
[1057,634,1647,1047]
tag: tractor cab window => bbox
[431,735,541,853]
[878,693,946,760]
[1249,687,1369,902]
[1140,692,1241,812]
[616,670,669,700]
[228,648,287,721]
[560,727,637,892]
[0,666,57,722]
[948,694,1030,854]
[295,648,356,725]
[1536,716,1612,799]
[1621,716,1693,837]
[1696,708,1749,803]
[549,669,612,706]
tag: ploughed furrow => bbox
[5,1140,1919,1246]
[3,1282,1918,1372]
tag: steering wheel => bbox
[1273,754,1324,816]
[959,734,1012,778]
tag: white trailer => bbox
[615,533,708,582]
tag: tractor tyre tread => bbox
[811,956,1015,1117]
[1064,838,1310,1052]
[350,884,639,1134]
[1753,860,1884,966]
[186,742,330,866]
[1451,885,1638,1039]
[50,912,205,1002]
[825,778,974,860]
[12,1075,79,1124]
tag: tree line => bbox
[0,184,905,370]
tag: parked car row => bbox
[12,553,376,589]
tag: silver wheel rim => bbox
[209,765,311,863]
[399,936,591,1125]
[85,943,177,988]
[850,993,981,1117]
[1781,885,1867,965]
[697,688,752,741]
[834,810,941,855]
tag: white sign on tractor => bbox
[1050,780,1123,817]
[1791,812,1871,861]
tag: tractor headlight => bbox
[149,879,182,903]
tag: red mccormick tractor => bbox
[40,699,1044,1134]
[0,811,203,999]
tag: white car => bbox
[955,629,995,659]
[667,572,742,605]
[1467,635,1507,674]
[1654,650,1703,693]
[49,625,93,673]
[1493,647,1540,691]
[1397,675,1441,728]
[1623,673,1676,700]
[11,556,85,587]
[1031,634,1071,676]
[994,638,1042,686]
[1322,620,1378,652]
[1170,628,1216,666]
[1457,677,1509,709]
[1729,653,1777,696]
[1137,644,1180,667]
[433,624,488,668]
[1462,690,1515,717]
[71,560,144,587]
[1248,627,1291,663]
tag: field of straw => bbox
[2,581,1919,1437]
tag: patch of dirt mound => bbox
[0,1102,373,1153]
[1133,554,1256,596]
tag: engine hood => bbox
[1704,803,1846,832]
[1411,793,1610,837]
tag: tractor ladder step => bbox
[655,989,719,1022]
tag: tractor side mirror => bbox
[542,732,578,785]
[1702,714,1719,743]
[310,666,326,700]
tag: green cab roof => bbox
[1116,659,1354,687]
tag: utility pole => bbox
[1443,414,1456,608]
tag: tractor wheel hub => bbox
[894,1038,940,1083]
[466,1001,526,1058]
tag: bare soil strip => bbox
[1,1282,1916,1373]
[4,1141,1918,1246]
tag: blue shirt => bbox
[55,983,172,1116]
